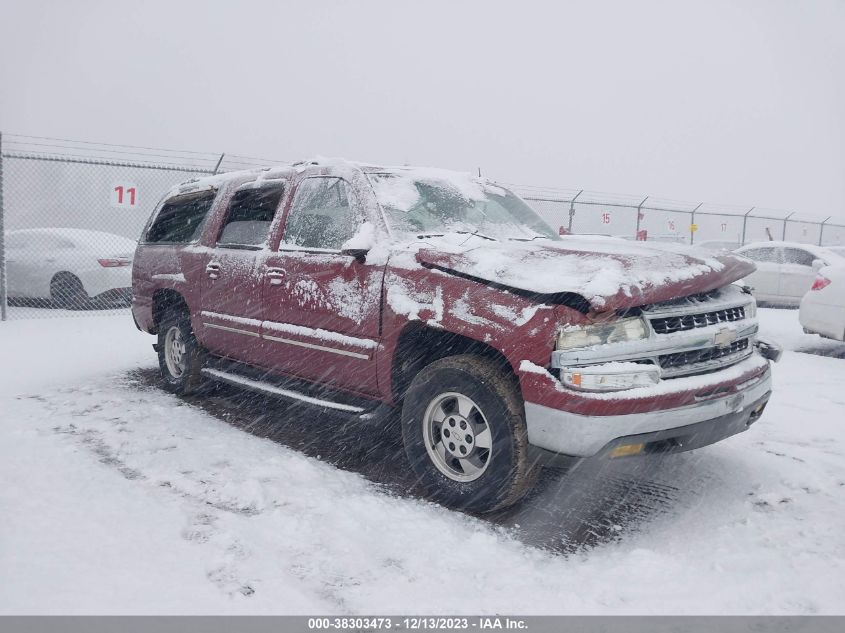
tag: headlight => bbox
[556,316,648,350]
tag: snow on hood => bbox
[406,235,755,312]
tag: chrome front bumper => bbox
[524,365,772,457]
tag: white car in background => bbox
[5,228,136,309]
[735,241,845,307]
[800,266,845,341]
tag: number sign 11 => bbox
[111,184,138,208]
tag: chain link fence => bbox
[1,132,843,320]
[509,186,845,249]
[0,134,284,319]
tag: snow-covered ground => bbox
[1,308,844,614]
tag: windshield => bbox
[367,171,559,241]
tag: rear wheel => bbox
[50,273,88,310]
[401,355,539,513]
[157,309,206,394]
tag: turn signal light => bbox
[811,275,831,291]
[561,363,660,392]
[609,443,645,458]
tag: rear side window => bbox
[741,247,781,263]
[218,183,286,247]
[146,190,217,243]
[283,177,358,250]
[782,248,816,267]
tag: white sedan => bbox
[735,241,845,307]
[800,266,845,341]
[5,228,136,309]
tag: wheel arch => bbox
[391,322,519,404]
[151,288,190,333]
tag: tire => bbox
[157,308,206,395]
[50,273,89,310]
[401,354,539,513]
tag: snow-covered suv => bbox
[132,159,781,513]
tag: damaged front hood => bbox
[412,236,755,312]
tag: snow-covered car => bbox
[5,228,136,308]
[131,159,781,513]
[735,241,845,307]
[799,265,845,341]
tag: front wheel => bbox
[401,355,539,513]
[157,311,206,395]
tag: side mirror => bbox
[340,222,375,263]
[812,259,825,271]
[342,247,369,263]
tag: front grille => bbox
[659,338,749,371]
[650,306,745,334]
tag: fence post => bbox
[740,207,755,245]
[818,216,831,246]
[689,202,703,245]
[635,196,648,238]
[568,190,583,233]
[782,212,794,241]
[0,131,6,322]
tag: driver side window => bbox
[283,177,359,250]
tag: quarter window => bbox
[218,183,286,247]
[283,177,359,250]
[146,190,217,244]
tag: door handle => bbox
[206,262,221,279]
[266,267,286,285]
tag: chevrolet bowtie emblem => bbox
[714,327,738,348]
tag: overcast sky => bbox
[1,0,843,219]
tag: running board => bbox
[201,367,366,413]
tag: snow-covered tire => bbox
[157,308,206,395]
[401,355,539,513]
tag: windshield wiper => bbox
[415,230,498,242]
[508,235,553,242]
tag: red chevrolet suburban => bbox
[131,159,781,512]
